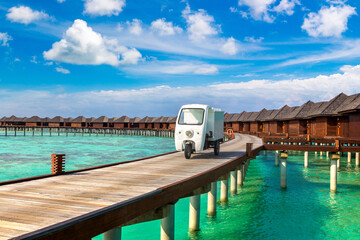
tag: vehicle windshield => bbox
[178,108,205,125]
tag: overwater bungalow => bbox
[166,117,177,130]
[114,116,130,129]
[49,116,64,127]
[108,117,118,128]
[25,116,42,127]
[63,117,73,127]
[71,116,87,128]
[93,116,108,128]
[41,117,51,127]
[129,117,140,128]
[139,116,152,129]
[86,117,95,128]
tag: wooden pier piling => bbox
[330,153,339,192]
[161,204,175,240]
[230,170,237,195]
[207,182,217,216]
[304,151,309,168]
[189,195,200,232]
[280,151,288,189]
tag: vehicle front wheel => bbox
[185,144,192,159]
[214,140,220,155]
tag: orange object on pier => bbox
[51,154,66,174]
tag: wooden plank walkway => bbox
[0,134,262,239]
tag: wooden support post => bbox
[320,143,323,156]
[24,127,26,136]
[189,195,200,232]
[246,142,253,157]
[337,158,340,169]
[304,151,309,168]
[14,127,16,136]
[220,179,229,202]
[49,128,52,137]
[348,152,352,163]
[356,152,360,167]
[207,182,217,216]
[32,127,34,136]
[161,204,175,240]
[275,150,279,167]
[230,170,237,195]
[280,151,288,189]
[237,165,243,187]
[41,128,43,136]
[330,153,339,193]
[103,228,121,240]
[5,127,7,136]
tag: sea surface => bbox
[0,133,359,239]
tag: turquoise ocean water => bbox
[0,133,360,239]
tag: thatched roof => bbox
[86,117,95,123]
[115,116,130,123]
[335,93,360,113]
[108,117,118,123]
[273,105,294,120]
[63,117,73,122]
[129,117,141,123]
[71,116,87,123]
[25,116,42,122]
[229,113,243,122]
[93,116,108,123]
[166,117,177,123]
[50,116,64,123]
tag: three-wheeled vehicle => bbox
[175,104,224,159]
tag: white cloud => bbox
[84,0,125,16]
[273,0,299,15]
[194,65,218,75]
[0,32,12,46]
[30,56,38,64]
[1,64,360,117]
[236,0,299,22]
[43,19,142,66]
[127,19,142,35]
[6,6,49,25]
[125,60,218,75]
[119,48,142,65]
[14,58,21,62]
[221,37,238,55]
[56,67,70,74]
[302,4,356,37]
[57,0,66,3]
[238,0,276,23]
[244,36,264,43]
[150,18,182,36]
[276,39,360,67]
[182,5,219,41]
[234,73,257,77]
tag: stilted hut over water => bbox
[2,92,360,138]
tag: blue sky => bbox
[0,0,360,117]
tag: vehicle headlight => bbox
[185,130,194,138]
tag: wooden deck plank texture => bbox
[0,134,262,239]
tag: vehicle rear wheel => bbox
[214,140,220,155]
[185,144,192,159]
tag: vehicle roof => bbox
[181,104,210,109]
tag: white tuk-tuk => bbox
[175,104,224,159]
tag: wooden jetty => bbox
[0,126,174,138]
[0,134,262,239]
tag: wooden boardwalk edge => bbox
[14,145,264,240]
